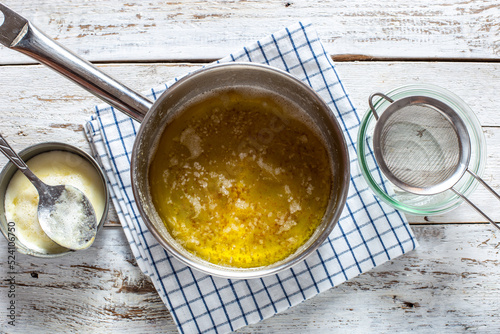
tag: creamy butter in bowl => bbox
[0,142,109,257]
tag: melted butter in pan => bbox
[149,88,332,268]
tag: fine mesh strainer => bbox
[369,93,500,231]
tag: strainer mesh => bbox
[379,104,461,189]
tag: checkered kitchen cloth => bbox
[85,22,417,334]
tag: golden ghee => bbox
[149,88,332,268]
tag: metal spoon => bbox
[0,134,97,250]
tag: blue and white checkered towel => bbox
[85,22,417,334]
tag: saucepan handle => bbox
[0,3,152,122]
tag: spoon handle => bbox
[0,134,46,189]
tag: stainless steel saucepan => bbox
[0,4,350,278]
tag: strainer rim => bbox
[372,95,472,195]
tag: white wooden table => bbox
[0,1,499,332]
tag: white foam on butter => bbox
[180,127,203,159]
[4,151,105,254]
[44,186,95,249]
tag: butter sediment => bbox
[149,88,333,268]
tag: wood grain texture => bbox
[0,225,498,333]
[0,227,176,333]
[0,61,499,224]
[0,0,499,64]
[0,2,499,331]
[243,224,500,333]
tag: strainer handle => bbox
[368,93,394,121]
[451,170,500,231]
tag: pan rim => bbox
[130,62,350,279]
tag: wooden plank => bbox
[0,63,197,156]
[0,0,499,64]
[0,227,176,332]
[242,224,500,333]
[0,225,498,332]
[1,62,498,148]
[0,61,499,224]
